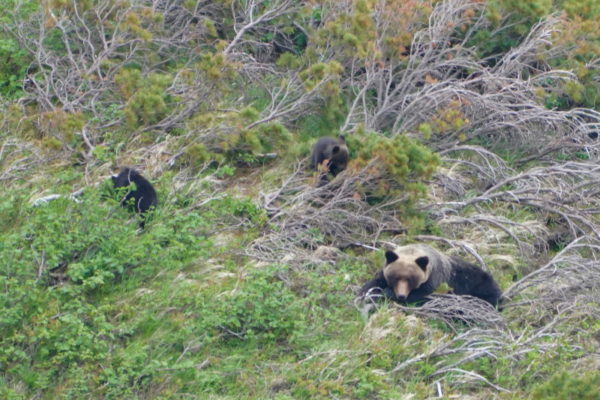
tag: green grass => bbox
[1,0,599,397]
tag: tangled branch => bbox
[386,298,586,391]
[427,157,600,260]
[248,162,405,264]
[224,0,298,57]
[337,0,600,158]
[503,239,600,309]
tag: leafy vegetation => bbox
[1,0,599,398]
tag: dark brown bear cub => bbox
[310,135,349,178]
[111,167,158,227]
[360,244,502,306]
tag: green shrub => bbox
[180,112,292,167]
[0,1,37,99]
[196,266,304,344]
[532,370,600,400]
[124,73,174,129]
[346,131,439,231]
[0,37,30,99]
[0,186,211,396]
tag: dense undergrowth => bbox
[1,0,600,398]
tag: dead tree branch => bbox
[248,162,406,264]
[334,0,600,159]
[224,0,298,57]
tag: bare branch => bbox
[224,0,298,56]
[248,161,406,264]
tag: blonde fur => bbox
[384,244,452,297]
[360,244,501,305]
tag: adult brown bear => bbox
[360,244,502,306]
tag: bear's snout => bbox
[392,280,410,300]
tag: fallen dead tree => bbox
[248,161,408,264]
[358,292,505,331]
[502,238,600,314]
[337,0,600,159]
[427,154,600,260]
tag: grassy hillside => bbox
[1,0,600,398]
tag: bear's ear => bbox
[415,256,429,271]
[385,251,399,264]
[332,145,340,154]
[338,134,346,143]
[111,175,118,185]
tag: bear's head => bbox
[383,249,431,301]
[111,167,134,188]
[326,135,349,175]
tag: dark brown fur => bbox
[111,167,158,227]
[310,135,349,177]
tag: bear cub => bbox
[360,244,502,306]
[111,167,158,226]
[311,135,349,180]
